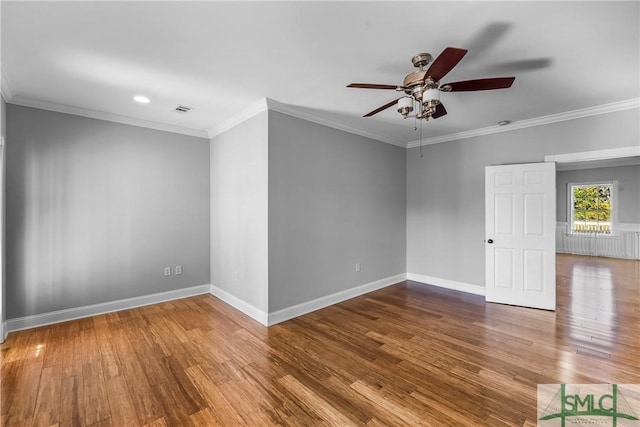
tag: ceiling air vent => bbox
[174,105,193,113]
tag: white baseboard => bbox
[267,273,407,326]
[5,284,211,334]
[209,285,269,326]
[4,272,481,337]
[406,273,486,296]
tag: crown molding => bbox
[207,97,405,147]
[407,98,640,148]
[207,98,268,139]
[5,87,637,147]
[8,96,209,138]
[1,66,15,101]
[265,98,406,147]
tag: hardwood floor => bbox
[2,254,639,426]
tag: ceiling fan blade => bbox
[347,83,401,90]
[432,102,447,119]
[363,98,401,117]
[425,47,468,82]
[442,77,515,91]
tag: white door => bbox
[485,162,556,310]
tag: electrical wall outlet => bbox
[164,266,171,276]
[355,262,361,272]
[175,265,182,275]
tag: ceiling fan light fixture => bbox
[397,97,414,117]
[422,88,440,103]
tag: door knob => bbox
[487,239,494,244]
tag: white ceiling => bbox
[2,1,639,145]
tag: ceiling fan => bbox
[347,47,515,121]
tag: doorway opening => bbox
[551,147,640,261]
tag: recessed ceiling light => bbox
[134,95,150,104]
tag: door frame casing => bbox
[545,146,640,165]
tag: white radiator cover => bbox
[556,222,640,259]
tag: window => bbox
[568,181,617,235]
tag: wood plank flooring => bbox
[1,254,639,426]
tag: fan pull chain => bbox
[419,119,423,158]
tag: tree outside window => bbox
[570,183,613,234]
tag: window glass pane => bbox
[598,185,611,200]
[584,211,600,221]
[570,184,612,234]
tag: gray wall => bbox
[1,96,6,335]
[556,165,640,224]
[407,108,640,288]
[210,112,269,313]
[6,105,210,318]
[268,111,406,312]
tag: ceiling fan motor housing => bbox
[403,71,428,91]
